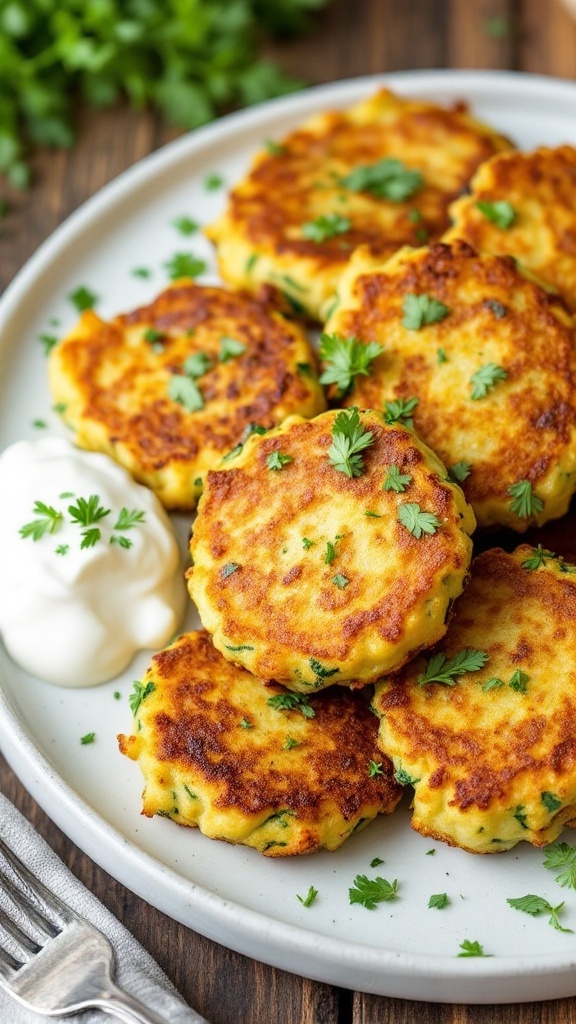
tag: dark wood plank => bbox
[520,0,576,78]
[447,0,517,68]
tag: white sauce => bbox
[0,437,186,686]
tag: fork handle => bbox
[91,982,180,1024]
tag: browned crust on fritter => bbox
[334,242,576,510]
[445,146,576,311]
[376,546,576,815]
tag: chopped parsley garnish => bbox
[509,669,529,694]
[225,644,254,652]
[163,253,206,280]
[457,940,490,957]
[132,267,152,279]
[80,732,95,745]
[469,362,508,400]
[80,528,101,549]
[284,736,298,750]
[39,332,58,354]
[476,199,516,229]
[297,361,312,378]
[507,894,572,933]
[513,806,529,830]
[447,461,472,483]
[370,857,385,868]
[172,215,199,236]
[328,407,375,478]
[183,352,212,377]
[541,791,562,813]
[114,508,145,531]
[324,541,337,565]
[129,679,155,716]
[302,537,314,549]
[55,544,69,556]
[266,451,293,471]
[204,173,224,191]
[402,293,449,331]
[219,336,247,362]
[384,396,419,427]
[368,760,383,777]
[394,767,420,786]
[398,503,441,539]
[437,347,448,363]
[309,658,339,682]
[302,213,350,242]
[340,158,422,201]
[364,510,382,518]
[418,648,489,686]
[143,327,165,346]
[319,333,383,395]
[68,495,110,550]
[522,544,555,571]
[19,501,63,541]
[485,299,507,318]
[169,374,204,412]
[240,717,253,729]
[223,443,243,462]
[428,893,450,910]
[482,677,504,692]
[267,692,315,719]
[264,139,287,156]
[246,253,259,274]
[332,573,349,589]
[69,285,98,312]
[297,885,319,907]
[508,480,544,519]
[348,874,398,910]
[543,842,576,889]
[383,465,412,493]
[221,562,240,579]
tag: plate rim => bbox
[3,67,576,1003]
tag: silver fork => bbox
[0,834,173,1022]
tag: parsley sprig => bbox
[68,494,110,549]
[507,894,572,933]
[349,874,398,909]
[340,158,422,201]
[476,199,516,229]
[302,213,350,242]
[543,842,576,890]
[418,649,489,686]
[398,503,441,539]
[469,362,507,400]
[319,333,383,395]
[384,397,419,428]
[458,940,490,957]
[19,501,63,541]
[508,480,544,519]
[328,408,375,478]
[402,294,449,330]
[267,692,315,719]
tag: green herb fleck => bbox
[264,139,287,156]
[508,480,544,519]
[69,286,98,312]
[340,158,422,201]
[240,717,253,729]
[284,736,298,750]
[541,791,562,813]
[205,173,224,191]
[476,199,516,229]
[169,374,204,412]
[509,669,529,694]
[319,333,383,395]
[398,503,441,539]
[328,407,375,478]
[55,544,69,555]
[309,658,339,683]
[221,562,240,579]
[437,347,448,364]
[394,767,420,786]
[457,940,490,957]
[267,451,293,471]
[114,508,145,531]
[543,842,576,889]
[383,465,412,493]
[384,396,419,427]
[132,267,151,279]
[302,213,350,242]
[164,253,206,280]
[448,461,472,483]
[219,336,247,362]
[522,544,555,571]
[182,352,211,378]
[402,293,449,331]
[513,806,529,830]
[368,760,383,777]
[419,648,489,686]
[143,327,165,345]
[429,893,450,910]
[370,856,385,868]
[80,732,95,745]
[39,333,58,355]
[349,874,398,910]
[507,894,572,933]
[332,573,349,589]
[469,362,508,400]
[19,503,63,542]
[267,692,315,719]
[172,216,199,236]
[485,299,507,318]
[129,680,155,717]
[482,677,504,692]
[297,885,318,907]
[225,644,254,652]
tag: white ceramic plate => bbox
[3,70,576,1005]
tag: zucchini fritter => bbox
[188,408,475,691]
[373,545,576,854]
[207,88,512,320]
[323,241,576,530]
[48,280,325,510]
[444,145,576,312]
[118,630,402,856]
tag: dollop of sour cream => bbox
[0,437,186,687]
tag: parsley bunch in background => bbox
[0,0,330,187]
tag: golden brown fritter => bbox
[206,88,512,320]
[373,545,576,854]
[187,408,475,691]
[323,240,576,530]
[444,145,576,312]
[48,280,326,510]
[118,630,402,856]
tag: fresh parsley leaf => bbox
[19,501,63,541]
[482,677,504,692]
[469,362,508,400]
[368,760,383,777]
[183,352,212,377]
[110,534,133,549]
[80,732,95,745]
[302,213,350,242]
[507,894,572,933]
[69,285,98,312]
[402,293,449,330]
[284,736,298,750]
[267,451,293,471]
[509,669,529,694]
[364,510,382,518]
[324,541,337,565]
[55,544,69,556]
[163,253,206,280]
[418,648,489,686]
[513,806,529,830]
[144,327,165,346]
[398,503,441,539]
[394,767,420,786]
[309,658,339,681]
[521,544,555,571]
[204,173,224,191]
[384,396,419,427]
[508,480,544,519]
[543,842,576,889]
[264,139,287,156]
[476,199,516,229]
[349,874,398,910]
[448,461,472,483]
[437,347,448,363]
[219,336,247,362]
[169,374,204,412]
[457,940,490,957]
[541,791,562,813]
[38,332,58,354]
[428,893,450,909]
[328,408,375,478]
[240,717,253,729]
[267,692,315,719]
[332,573,349,589]
[340,158,422,201]
[129,680,155,716]
[297,885,318,907]
[319,333,383,395]
[172,215,199,236]
[383,465,412,493]
[370,857,385,868]
[302,537,314,549]
[132,267,152,279]
[68,495,110,528]
[226,644,255,652]
[114,508,145,531]
[80,527,101,549]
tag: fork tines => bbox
[0,835,64,975]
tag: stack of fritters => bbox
[47,86,576,857]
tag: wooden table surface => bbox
[2,0,576,1020]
